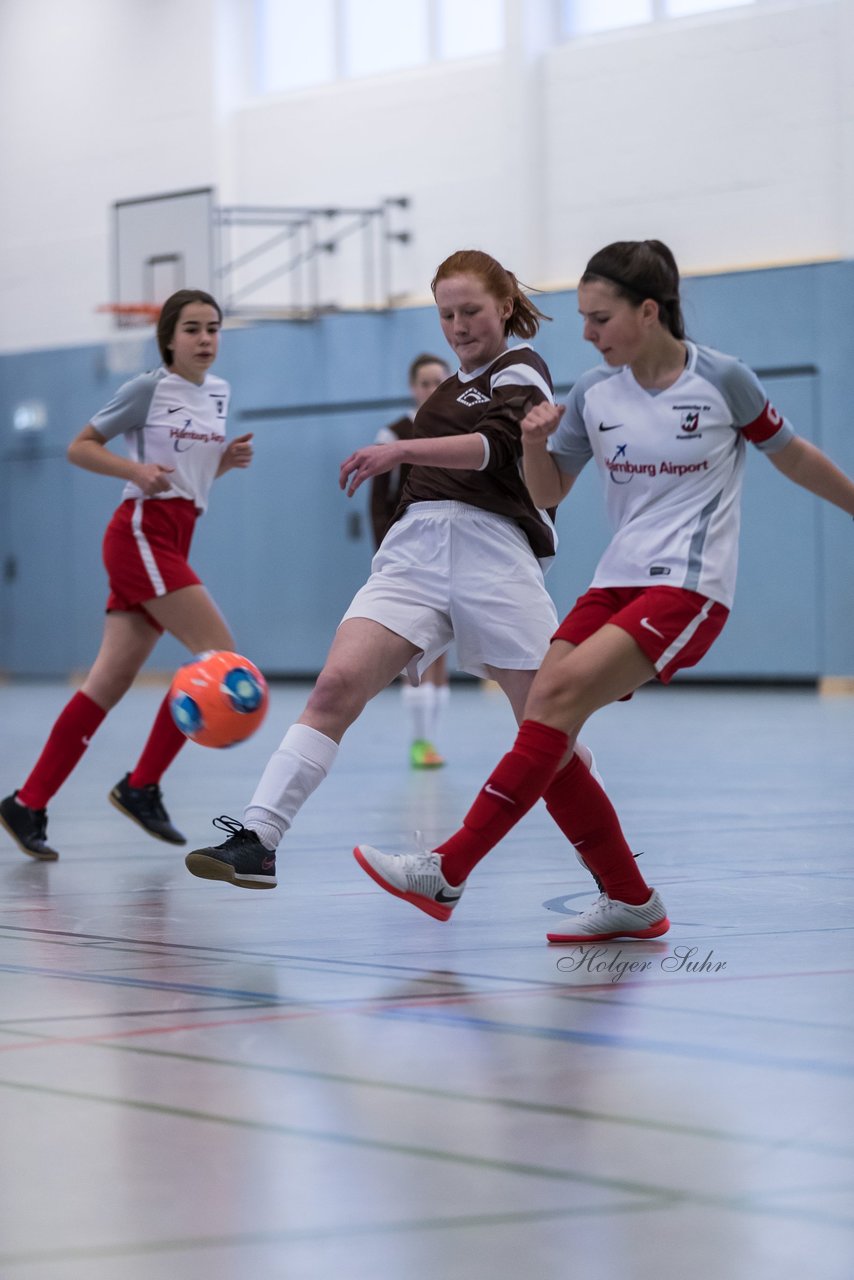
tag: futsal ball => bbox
[168,650,268,749]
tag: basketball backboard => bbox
[112,187,215,314]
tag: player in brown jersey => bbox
[184,249,607,891]
[353,238,854,941]
[370,353,452,770]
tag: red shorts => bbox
[102,498,201,634]
[553,586,729,686]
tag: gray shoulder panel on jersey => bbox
[547,365,615,475]
[693,345,766,427]
[89,368,165,441]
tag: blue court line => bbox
[2,950,853,1042]
[372,1008,854,1079]
[4,959,850,1078]
[0,962,292,1005]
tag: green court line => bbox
[3,1025,852,1162]
[1,1075,852,1232]
[0,1200,663,1267]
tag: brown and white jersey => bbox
[370,412,415,547]
[393,346,557,560]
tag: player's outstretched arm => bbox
[769,436,854,516]
[340,435,487,497]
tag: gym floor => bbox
[1,679,852,1279]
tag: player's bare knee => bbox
[304,666,366,730]
[82,670,134,710]
[526,671,586,727]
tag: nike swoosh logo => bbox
[167,406,187,414]
[484,783,514,804]
[82,736,91,746]
[261,857,276,870]
[640,617,665,640]
[598,422,624,431]
[436,888,462,903]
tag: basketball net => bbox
[98,303,160,377]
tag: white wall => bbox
[0,0,217,353]
[226,0,854,299]
[542,0,854,282]
[1,0,852,352]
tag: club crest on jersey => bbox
[457,387,490,407]
[673,402,709,440]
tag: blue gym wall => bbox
[1,260,853,681]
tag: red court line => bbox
[1,964,852,1056]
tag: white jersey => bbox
[90,367,231,513]
[547,342,794,608]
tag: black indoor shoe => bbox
[0,792,60,861]
[185,816,277,889]
[109,774,186,845]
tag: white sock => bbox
[401,682,436,742]
[243,723,338,851]
[575,740,604,785]
[431,683,450,741]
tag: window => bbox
[256,0,506,94]
[342,0,429,78]
[562,0,653,37]
[665,0,752,14]
[437,0,504,60]
[562,0,762,40]
[256,0,336,93]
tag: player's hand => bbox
[521,402,565,446]
[222,432,254,470]
[135,463,175,496]
[339,443,402,497]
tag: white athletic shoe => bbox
[547,889,670,944]
[353,842,464,921]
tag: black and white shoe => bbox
[109,774,186,845]
[0,792,60,861]
[185,816,277,889]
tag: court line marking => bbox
[1,959,852,1071]
[21,1034,854,1162]
[1,1075,851,1233]
[371,1007,854,1078]
[0,1201,667,1267]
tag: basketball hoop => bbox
[97,303,160,377]
[97,302,162,328]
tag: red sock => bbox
[128,694,187,788]
[544,755,651,905]
[436,720,568,886]
[18,691,107,809]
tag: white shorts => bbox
[341,501,559,682]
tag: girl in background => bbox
[1,290,253,861]
[370,352,451,769]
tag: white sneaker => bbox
[353,843,464,921]
[547,889,670,944]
